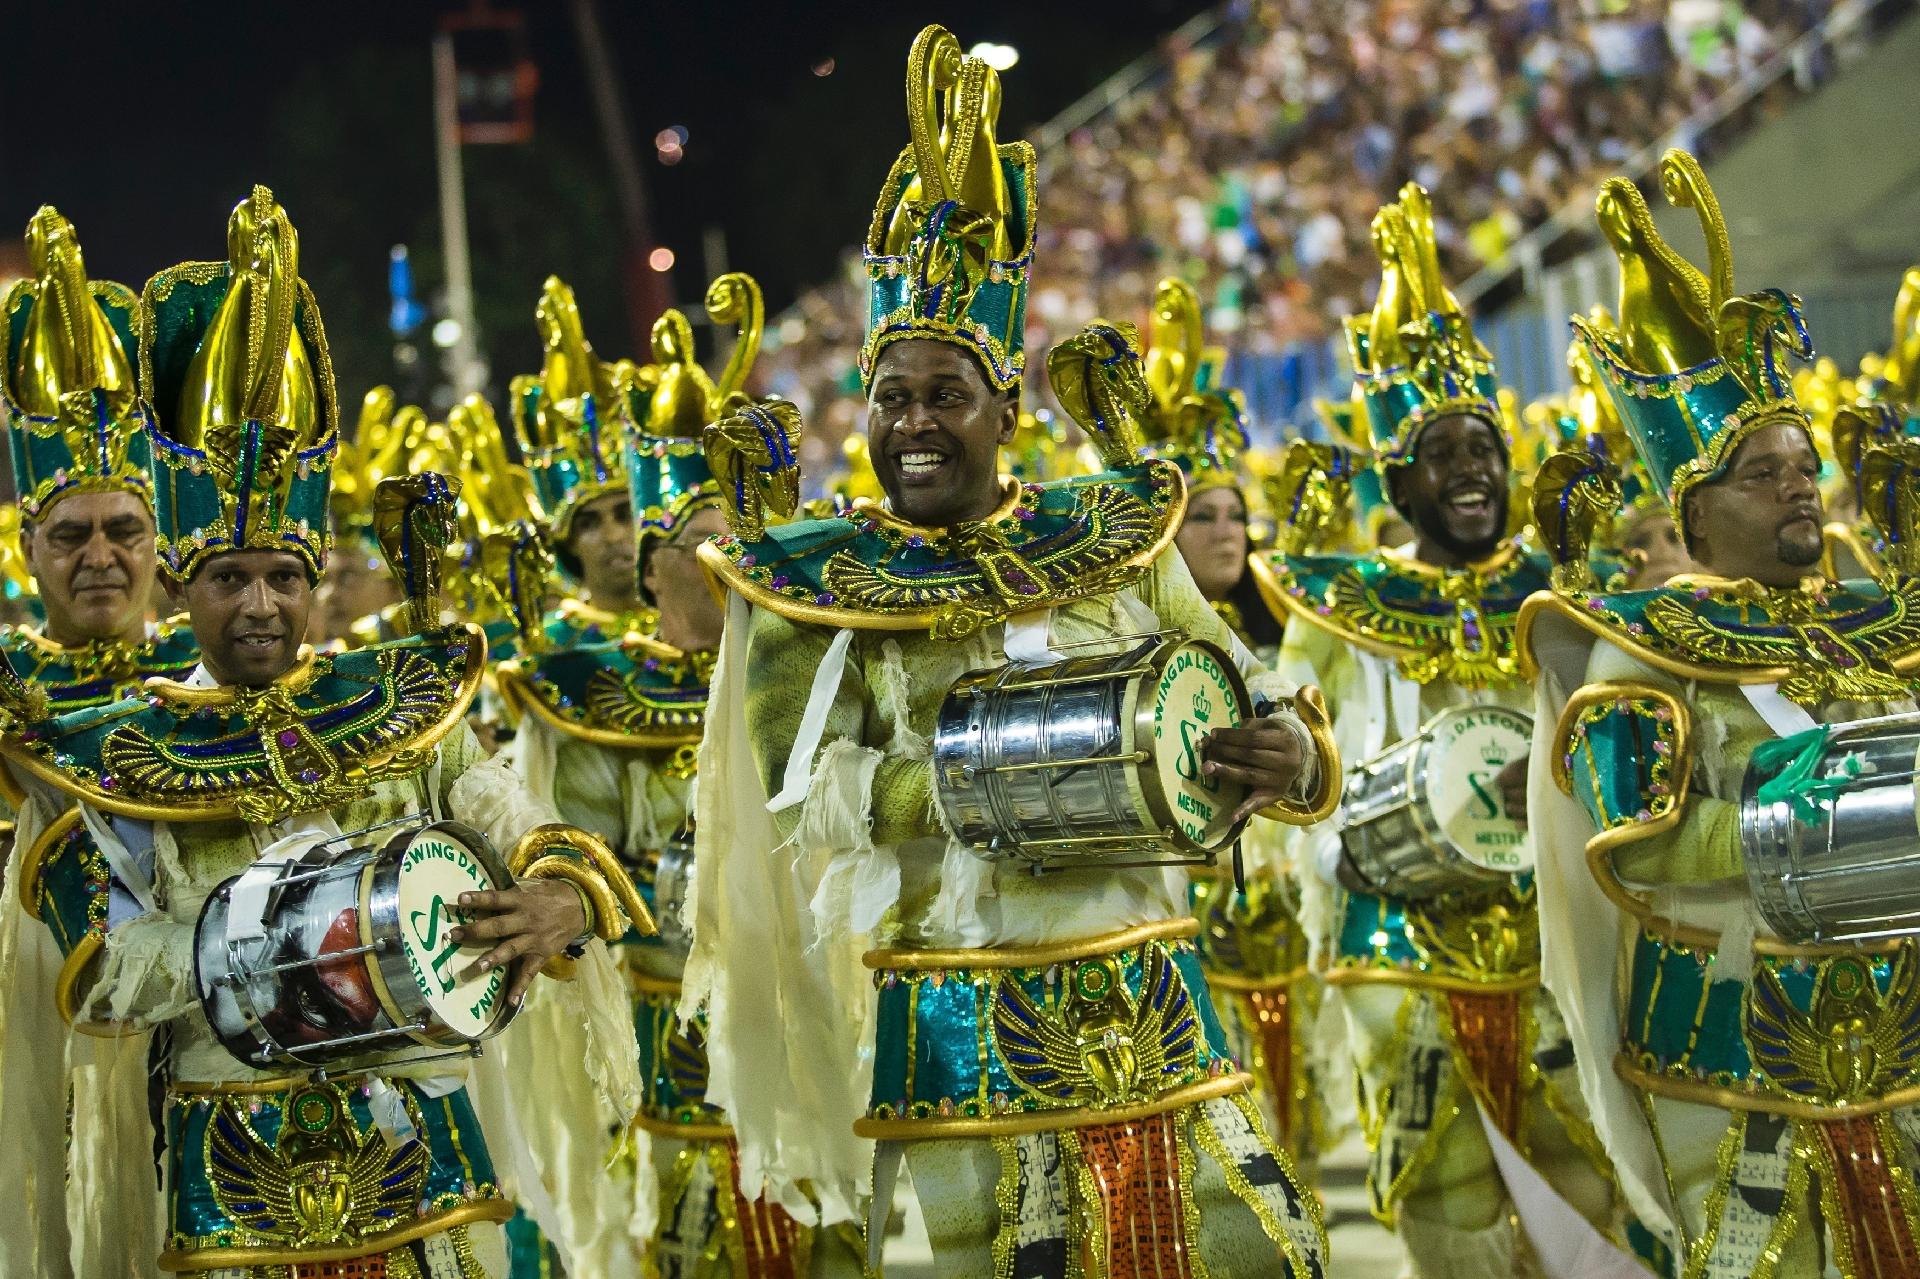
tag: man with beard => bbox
[684,27,1331,1278]
[0,188,646,1278]
[1523,151,1920,1278]
[1251,185,1619,1275]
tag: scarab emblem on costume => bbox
[992,946,1201,1107]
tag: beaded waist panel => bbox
[1329,879,1540,992]
[160,1075,510,1271]
[860,920,1250,1139]
[628,967,728,1138]
[1190,872,1308,987]
[1621,928,1920,1117]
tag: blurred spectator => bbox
[755,0,1832,458]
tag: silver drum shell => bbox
[1739,719,1920,943]
[932,637,1250,867]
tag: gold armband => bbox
[507,823,658,940]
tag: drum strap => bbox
[1003,608,1059,663]
[769,626,855,813]
[1739,684,1818,738]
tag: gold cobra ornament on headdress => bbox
[1876,266,1920,406]
[1047,321,1149,470]
[648,272,765,435]
[13,207,136,422]
[884,25,1012,260]
[536,275,616,421]
[174,187,321,477]
[1145,278,1203,419]
[1593,166,1723,375]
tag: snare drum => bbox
[933,633,1251,868]
[1341,706,1532,899]
[195,817,516,1068]
[1740,712,1920,943]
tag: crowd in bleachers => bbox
[754,0,1834,460]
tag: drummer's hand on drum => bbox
[1496,757,1529,830]
[449,881,590,1005]
[1201,716,1308,824]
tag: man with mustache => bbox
[683,27,1331,1278]
[1250,186,1619,1275]
[1524,151,1920,1278]
[0,188,646,1278]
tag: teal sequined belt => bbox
[1328,878,1540,992]
[160,1074,510,1270]
[1620,927,1920,1115]
[628,964,728,1137]
[859,920,1249,1139]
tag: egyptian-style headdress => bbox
[140,186,338,581]
[1138,277,1248,491]
[1571,149,1814,541]
[1347,182,1504,473]
[860,24,1036,394]
[1,207,153,523]
[626,272,765,560]
[509,276,629,539]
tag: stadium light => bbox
[969,42,1018,70]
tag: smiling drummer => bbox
[1522,151,1920,1279]
[1249,184,1622,1273]
[683,26,1331,1279]
[0,188,647,1278]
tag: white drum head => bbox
[1424,707,1533,874]
[394,827,508,1038]
[1150,642,1247,848]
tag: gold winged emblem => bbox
[1747,949,1920,1106]
[206,1082,429,1248]
[992,946,1201,1107]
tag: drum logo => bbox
[1433,710,1530,873]
[398,836,504,1032]
[1153,646,1241,843]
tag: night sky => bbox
[5,0,1199,395]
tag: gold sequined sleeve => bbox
[742,608,940,846]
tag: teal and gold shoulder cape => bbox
[0,620,200,716]
[1519,571,1920,706]
[1251,539,1555,689]
[4,623,486,824]
[494,631,710,751]
[696,462,1185,639]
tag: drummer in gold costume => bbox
[1138,278,1329,1181]
[0,187,647,1278]
[0,206,199,717]
[0,202,207,1279]
[1523,150,1920,1279]
[508,276,654,648]
[1250,184,1620,1274]
[492,272,854,1276]
[686,27,1331,1277]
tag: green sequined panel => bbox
[707,463,1180,627]
[868,937,1234,1123]
[634,987,721,1128]
[1559,692,1683,830]
[29,819,108,957]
